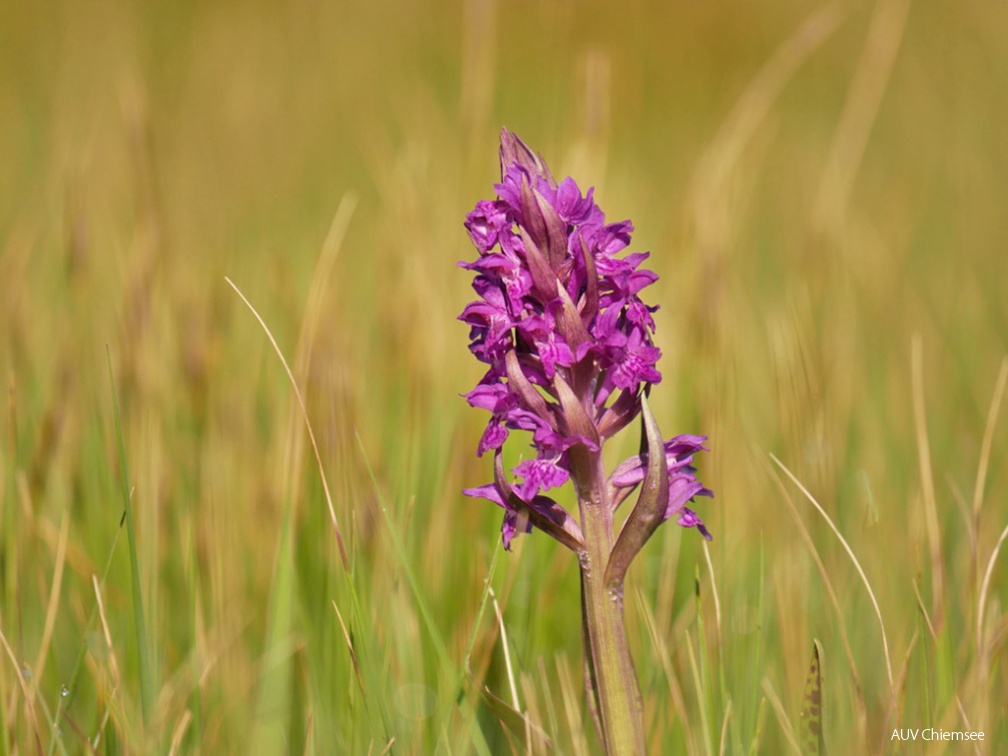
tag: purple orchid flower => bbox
[460,129,712,552]
[459,129,714,753]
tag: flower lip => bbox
[608,435,709,485]
[463,448,586,551]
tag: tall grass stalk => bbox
[105,348,155,727]
[770,453,894,693]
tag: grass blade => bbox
[225,275,390,747]
[481,686,553,751]
[687,572,714,756]
[354,432,491,753]
[746,537,766,755]
[106,346,154,726]
[0,625,43,754]
[760,677,801,755]
[48,519,124,754]
[769,454,893,694]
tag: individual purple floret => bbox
[460,129,712,551]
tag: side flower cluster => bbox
[460,129,711,550]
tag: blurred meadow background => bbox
[2,0,1007,752]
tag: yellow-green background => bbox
[2,0,1006,752]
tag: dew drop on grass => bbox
[60,685,70,698]
[20,664,31,679]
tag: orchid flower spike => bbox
[460,129,712,556]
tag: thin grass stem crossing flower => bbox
[459,129,713,754]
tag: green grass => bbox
[2,0,1008,752]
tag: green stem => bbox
[577,449,646,755]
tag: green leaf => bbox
[800,640,825,755]
[481,687,553,751]
[605,393,668,586]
